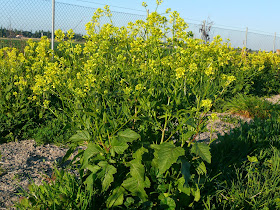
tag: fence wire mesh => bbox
[0,0,280,52]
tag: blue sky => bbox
[57,0,280,35]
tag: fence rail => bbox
[1,0,279,52]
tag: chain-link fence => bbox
[1,0,280,52]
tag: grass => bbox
[224,94,280,119]
[219,114,241,125]
[201,117,280,209]
[0,37,84,52]
[0,38,28,51]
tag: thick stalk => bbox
[160,115,168,144]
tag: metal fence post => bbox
[51,0,55,51]
[245,27,248,49]
[273,32,276,53]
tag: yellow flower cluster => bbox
[1,4,280,112]
[201,99,212,109]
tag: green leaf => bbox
[69,130,91,143]
[110,137,129,156]
[97,161,117,191]
[196,161,207,175]
[118,129,140,143]
[180,158,191,186]
[177,177,191,195]
[122,147,149,200]
[151,142,185,175]
[191,142,211,163]
[247,155,258,163]
[144,176,151,188]
[60,146,75,165]
[124,197,135,208]
[82,143,103,169]
[128,159,145,182]
[106,186,125,208]
[191,184,201,202]
[132,147,148,159]
[84,173,95,193]
[160,197,176,210]
[87,164,101,174]
[122,177,148,200]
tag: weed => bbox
[224,94,280,119]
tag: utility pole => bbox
[51,0,55,51]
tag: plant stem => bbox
[160,115,168,144]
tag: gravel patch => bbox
[265,94,280,104]
[196,112,252,143]
[0,140,84,209]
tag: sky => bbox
[57,0,280,35]
[1,0,280,51]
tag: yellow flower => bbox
[175,67,186,79]
[189,63,198,73]
[43,100,50,108]
[201,99,212,109]
[142,2,147,7]
[205,66,214,76]
[222,74,236,86]
[135,84,146,91]
[67,29,75,40]
[156,0,163,5]
[211,113,218,121]
[124,87,132,95]
[166,8,171,13]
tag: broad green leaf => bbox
[191,184,201,202]
[128,159,145,181]
[106,186,125,208]
[118,129,140,143]
[144,176,151,188]
[160,197,176,210]
[158,184,169,193]
[129,147,148,180]
[151,142,185,175]
[82,143,103,169]
[180,158,191,186]
[177,177,191,195]
[182,131,196,142]
[191,143,211,163]
[196,161,207,175]
[84,173,95,193]
[69,130,91,142]
[122,177,148,200]
[97,161,117,191]
[123,147,149,200]
[124,197,135,208]
[132,147,148,159]
[110,138,129,156]
[87,164,101,174]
